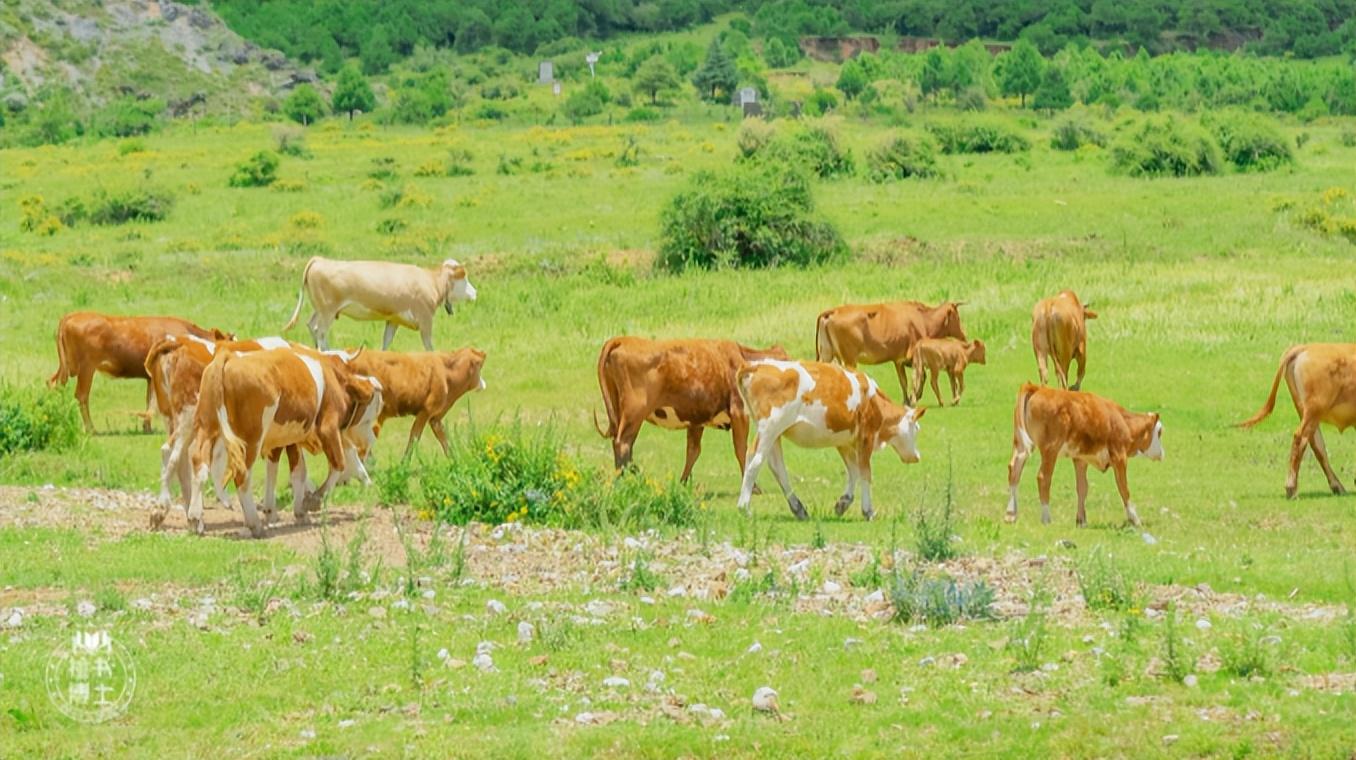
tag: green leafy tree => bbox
[763,36,799,68]
[332,65,376,121]
[1034,65,1074,111]
[361,28,397,75]
[920,48,947,103]
[836,58,868,100]
[692,38,738,102]
[284,85,326,125]
[634,56,682,105]
[1001,39,1044,108]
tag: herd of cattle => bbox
[38,256,1356,537]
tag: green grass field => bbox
[2,111,1356,756]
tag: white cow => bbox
[283,257,477,350]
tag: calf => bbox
[815,301,966,404]
[1031,291,1097,390]
[736,360,925,521]
[1006,384,1163,527]
[909,338,986,406]
[348,348,487,459]
[1238,343,1356,498]
[186,347,381,537]
[595,337,787,483]
[48,311,231,433]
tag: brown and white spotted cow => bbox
[1238,343,1356,498]
[48,311,231,433]
[735,360,926,521]
[1031,291,1097,391]
[1006,384,1163,528]
[186,346,382,537]
[348,348,487,460]
[909,337,987,406]
[815,301,966,404]
[594,337,788,483]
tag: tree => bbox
[633,56,681,105]
[1001,39,1044,108]
[1034,66,1074,111]
[763,36,798,68]
[919,48,947,103]
[691,38,738,102]
[332,65,376,121]
[361,27,397,75]
[836,58,868,100]
[284,85,326,125]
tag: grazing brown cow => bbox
[186,347,382,537]
[1006,384,1163,527]
[48,312,231,433]
[1031,291,1097,391]
[594,337,787,483]
[1238,343,1356,498]
[815,301,966,403]
[348,348,487,459]
[909,338,987,406]
[736,360,925,521]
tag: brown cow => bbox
[815,301,966,403]
[1238,343,1356,498]
[348,348,487,459]
[48,312,231,433]
[595,337,787,483]
[909,338,986,406]
[1031,291,1097,390]
[186,347,382,537]
[736,359,925,521]
[1006,384,1163,527]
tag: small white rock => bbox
[574,712,595,725]
[666,585,687,598]
[747,641,763,654]
[602,676,630,688]
[1195,619,1212,631]
[473,653,496,672]
[585,599,613,617]
[518,621,535,643]
[76,600,96,618]
[863,589,885,604]
[299,729,316,740]
[751,686,779,712]
[486,599,508,615]
[4,609,23,628]
[436,648,450,661]
[822,580,842,594]
[708,707,726,721]
[1163,735,1179,745]
[1141,532,1158,546]
[844,637,864,650]
[338,719,355,729]
[787,559,811,575]
[917,656,936,667]
[1184,674,1199,688]
[639,596,655,605]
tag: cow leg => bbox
[1286,416,1318,499]
[382,322,398,351]
[1035,448,1058,525]
[262,449,281,527]
[680,426,704,483]
[1054,359,1070,391]
[767,439,807,521]
[912,364,926,408]
[894,360,913,405]
[737,414,792,514]
[236,461,266,539]
[418,322,434,351]
[308,311,334,351]
[613,405,646,473]
[730,412,761,495]
[1309,427,1345,495]
[1074,461,1090,528]
[929,369,945,407]
[74,367,96,433]
[289,449,309,522]
[834,446,858,516]
[1071,351,1086,392]
[1112,458,1140,527]
[403,412,430,461]
[140,382,154,433]
[185,435,214,536]
[1006,442,1031,523]
[949,371,961,406]
[1035,350,1048,387]
[429,417,452,457]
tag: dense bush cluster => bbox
[1050,118,1107,151]
[737,120,855,179]
[866,132,940,181]
[229,151,281,187]
[1110,116,1223,177]
[658,163,848,271]
[18,188,174,234]
[0,388,80,456]
[926,119,1030,154]
[1205,112,1294,172]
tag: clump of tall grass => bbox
[926,118,1030,154]
[1076,546,1138,612]
[0,387,80,455]
[867,132,941,181]
[1110,116,1222,177]
[885,566,994,627]
[228,151,280,187]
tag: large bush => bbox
[87,188,175,225]
[739,120,855,179]
[1206,113,1294,172]
[658,163,848,271]
[867,132,941,181]
[1050,118,1106,151]
[1110,117,1223,177]
[94,97,163,138]
[0,388,80,456]
[926,119,1030,154]
[229,151,281,187]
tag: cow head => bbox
[1132,412,1164,461]
[967,339,987,365]
[441,260,477,314]
[930,302,967,342]
[881,404,926,464]
[446,348,488,392]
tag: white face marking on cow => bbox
[888,409,922,464]
[1143,420,1165,461]
[184,333,217,355]
[297,355,326,403]
[256,336,290,350]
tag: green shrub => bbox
[736,119,776,159]
[118,139,147,156]
[376,217,407,235]
[1110,117,1223,177]
[658,162,848,271]
[867,132,940,181]
[926,119,1030,154]
[1341,130,1356,148]
[1159,603,1192,683]
[1075,546,1137,611]
[914,459,959,562]
[0,387,80,456]
[368,157,399,181]
[94,97,163,138]
[1219,618,1276,678]
[1206,114,1293,172]
[752,122,855,179]
[273,126,311,158]
[87,188,174,225]
[1008,581,1051,672]
[886,567,994,627]
[228,151,280,187]
[474,103,508,121]
[1050,118,1106,151]
[623,107,661,123]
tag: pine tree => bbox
[1001,39,1044,108]
[1034,65,1074,111]
[691,38,738,102]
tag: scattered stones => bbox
[487,599,508,615]
[1141,532,1158,546]
[518,621,535,643]
[338,719,355,729]
[639,596,655,605]
[822,580,842,594]
[917,656,936,667]
[861,668,877,684]
[752,686,780,714]
[584,600,613,617]
[1195,619,1211,631]
[76,600,96,618]
[473,641,496,673]
[747,641,763,654]
[844,638,864,650]
[667,585,687,598]
[1163,735,1179,745]
[1184,674,1199,688]
[4,609,22,628]
[602,676,630,688]
[849,685,877,705]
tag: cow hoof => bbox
[751,485,763,496]
[294,512,310,525]
[788,497,809,521]
[249,525,267,539]
[861,508,875,522]
[1003,511,1017,524]
[1332,483,1346,495]
[192,519,205,536]
[833,496,852,517]
[149,512,165,530]
[1285,486,1297,500]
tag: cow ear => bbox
[1084,308,1098,319]
[912,406,927,421]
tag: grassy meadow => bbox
[3,109,1356,756]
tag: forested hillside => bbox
[205,0,1356,73]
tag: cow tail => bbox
[1237,346,1302,428]
[1014,383,1037,453]
[735,365,756,420]
[48,316,71,388]
[144,339,180,416]
[814,309,835,363]
[594,339,621,438]
[200,352,247,484]
[282,256,318,332]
